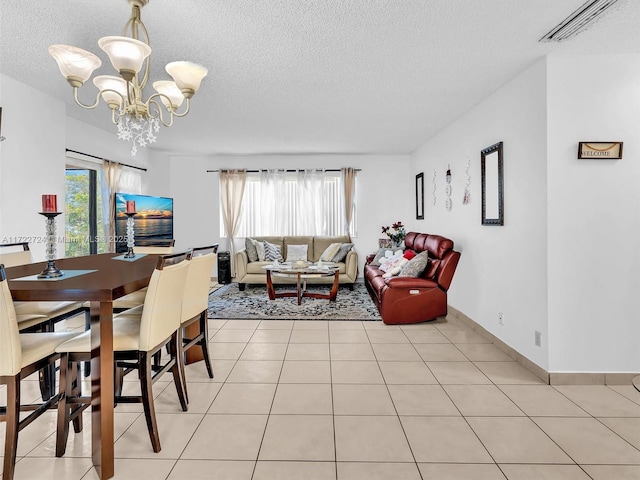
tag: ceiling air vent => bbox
[540,0,621,42]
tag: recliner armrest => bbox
[385,277,439,289]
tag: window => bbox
[221,170,357,237]
[65,156,142,256]
[65,168,104,256]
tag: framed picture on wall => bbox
[416,172,424,219]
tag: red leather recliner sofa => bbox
[364,231,461,325]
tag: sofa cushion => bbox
[286,244,308,262]
[382,258,409,278]
[331,243,353,263]
[370,248,403,266]
[263,241,284,262]
[424,258,440,279]
[369,276,387,297]
[320,243,341,262]
[313,236,351,261]
[255,241,266,261]
[398,251,429,278]
[245,238,259,262]
[283,237,314,260]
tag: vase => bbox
[392,240,404,249]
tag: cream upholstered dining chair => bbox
[111,241,176,311]
[0,242,88,398]
[0,264,79,480]
[179,244,218,396]
[0,243,87,332]
[55,251,191,455]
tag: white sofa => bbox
[234,235,358,290]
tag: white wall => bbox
[411,60,550,369]
[168,154,412,273]
[547,54,640,373]
[0,74,67,261]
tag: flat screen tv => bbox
[114,193,174,252]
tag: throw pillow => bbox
[379,253,405,272]
[320,242,342,262]
[382,258,409,278]
[263,241,284,262]
[370,248,404,266]
[255,241,266,261]
[403,249,417,261]
[331,243,354,263]
[245,237,258,262]
[398,251,429,278]
[286,244,308,262]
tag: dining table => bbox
[5,252,159,480]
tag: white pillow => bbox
[382,258,409,278]
[255,241,266,261]
[320,242,342,262]
[286,244,308,262]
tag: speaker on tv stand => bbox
[217,251,232,284]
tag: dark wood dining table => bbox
[5,253,159,480]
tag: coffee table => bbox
[263,263,339,305]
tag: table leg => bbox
[90,301,115,479]
[297,273,302,305]
[266,270,276,300]
[329,270,339,301]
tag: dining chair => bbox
[0,264,79,480]
[55,251,191,455]
[179,244,218,399]
[111,241,175,311]
[0,242,88,399]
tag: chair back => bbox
[181,245,218,322]
[135,239,176,255]
[0,265,22,376]
[0,243,32,267]
[138,252,190,351]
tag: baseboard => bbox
[447,306,638,386]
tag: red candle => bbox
[42,194,57,213]
[126,200,136,213]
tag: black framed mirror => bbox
[481,141,504,225]
[415,172,424,219]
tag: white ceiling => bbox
[1,0,639,156]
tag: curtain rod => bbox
[206,168,361,173]
[66,149,148,172]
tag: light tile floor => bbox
[3,314,640,479]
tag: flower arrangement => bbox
[381,221,406,247]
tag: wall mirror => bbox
[415,172,424,219]
[481,141,504,225]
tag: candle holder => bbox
[37,212,64,278]
[124,212,136,258]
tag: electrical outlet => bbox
[498,312,504,326]
[535,330,542,347]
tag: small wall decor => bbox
[578,142,623,159]
[463,155,471,205]
[432,169,437,206]
[415,172,424,220]
[445,165,452,212]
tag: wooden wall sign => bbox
[578,142,623,159]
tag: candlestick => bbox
[42,194,57,213]
[126,200,136,214]
[37,212,64,278]
[124,212,137,258]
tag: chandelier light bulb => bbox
[48,45,102,87]
[152,81,184,110]
[165,61,208,98]
[93,75,128,109]
[98,36,151,81]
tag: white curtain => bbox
[100,161,122,252]
[342,167,356,237]
[259,170,287,235]
[296,169,326,236]
[220,169,247,273]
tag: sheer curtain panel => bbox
[220,170,247,273]
[100,161,122,252]
[342,167,356,236]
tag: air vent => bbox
[540,0,621,42]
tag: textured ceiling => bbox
[1,0,639,156]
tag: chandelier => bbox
[49,0,207,155]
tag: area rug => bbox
[207,283,381,321]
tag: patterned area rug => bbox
[207,283,381,321]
